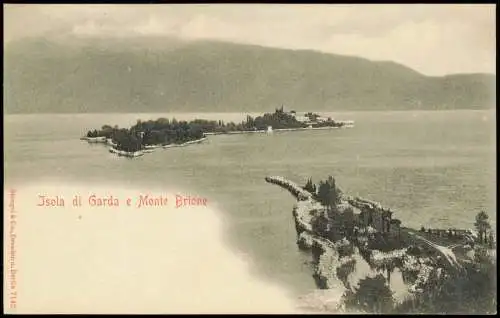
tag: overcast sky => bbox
[4,4,496,76]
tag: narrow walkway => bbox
[265,176,313,200]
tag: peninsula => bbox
[81,107,354,158]
[265,175,496,314]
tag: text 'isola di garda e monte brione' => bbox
[36,194,208,209]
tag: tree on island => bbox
[342,274,394,313]
[86,129,98,138]
[474,211,491,244]
[317,176,342,211]
[85,108,344,153]
[343,207,356,238]
[303,178,317,194]
[336,258,357,289]
[311,213,330,238]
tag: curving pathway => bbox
[407,231,463,271]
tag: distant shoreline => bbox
[5,108,495,116]
[205,124,354,135]
[85,124,357,158]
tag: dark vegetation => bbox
[343,274,395,313]
[85,108,344,152]
[302,175,496,314]
[345,211,496,314]
[394,247,496,314]
[304,175,342,211]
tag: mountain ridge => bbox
[4,36,495,113]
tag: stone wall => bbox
[422,228,473,239]
[348,197,394,234]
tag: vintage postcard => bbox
[3,4,496,314]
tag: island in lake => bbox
[265,175,496,314]
[81,107,354,157]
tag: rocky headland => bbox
[265,175,496,314]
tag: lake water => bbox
[4,110,496,305]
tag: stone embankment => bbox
[109,147,144,158]
[204,124,354,136]
[264,175,470,301]
[84,137,208,158]
[346,196,396,215]
[264,176,312,201]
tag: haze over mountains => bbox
[4,36,495,113]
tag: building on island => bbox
[390,219,402,239]
[295,115,310,123]
[351,197,398,235]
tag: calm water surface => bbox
[4,110,496,296]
